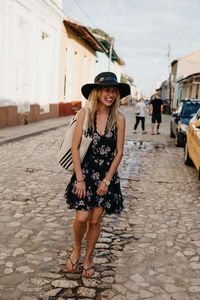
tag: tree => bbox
[120,74,129,84]
[88,27,113,43]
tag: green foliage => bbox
[120,74,129,84]
[88,27,112,42]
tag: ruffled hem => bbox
[65,198,124,215]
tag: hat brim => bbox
[81,82,130,100]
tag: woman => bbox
[133,98,148,134]
[65,72,130,277]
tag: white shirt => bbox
[136,102,146,117]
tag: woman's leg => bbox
[141,117,145,131]
[66,210,90,271]
[134,116,140,130]
[83,206,104,276]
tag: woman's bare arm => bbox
[71,108,86,198]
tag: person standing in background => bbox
[149,94,163,135]
[133,98,148,134]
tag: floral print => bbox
[65,114,124,214]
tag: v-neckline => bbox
[95,112,109,137]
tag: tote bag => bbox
[58,107,92,172]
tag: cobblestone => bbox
[0,107,200,299]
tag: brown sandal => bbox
[66,256,79,272]
[82,265,95,277]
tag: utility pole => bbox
[168,44,172,110]
[108,38,114,71]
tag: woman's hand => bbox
[96,181,108,196]
[75,181,86,199]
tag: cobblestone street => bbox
[0,107,200,300]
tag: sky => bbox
[63,0,200,97]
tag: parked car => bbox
[162,99,171,114]
[184,108,200,180]
[170,99,200,146]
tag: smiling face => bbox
[98,86,118,107]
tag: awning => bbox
[64,19,107,53]
[98,39,124,64]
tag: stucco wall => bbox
[0,0,65,113]
[176,51,200,80]
[59,23,96,104]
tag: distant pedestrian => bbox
[133,98,148,134]
[65,72,130,277]
[149,93,163,135]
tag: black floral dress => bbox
[65,116,124,214]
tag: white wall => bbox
[0,0,65,112]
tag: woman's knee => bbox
[88,218,101,229]
[88,207,103,229]
[75,212,89,227]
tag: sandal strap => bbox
[69,257,78,268]
[83,266,94,272]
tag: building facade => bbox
[58,19,106,106]
[171,50,200,108]
[0,0,65,112]
[177,73,200,100]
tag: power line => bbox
[72,0,98,28]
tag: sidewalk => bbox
[0,116,72,146]
[0,106,132,146]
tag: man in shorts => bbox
[149,93,163,135]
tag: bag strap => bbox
[83,106,90,134]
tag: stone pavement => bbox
[0,116,72,145]
[0,107,200,300]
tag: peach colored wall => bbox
[0,107,8,128]
[0,104,59,129]
[70,34,94,102]
[58,23,95,103]
[59,102,73,116]
[177,50,200,79]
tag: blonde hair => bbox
[87,87,121,134]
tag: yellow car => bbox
[184,108,200,179]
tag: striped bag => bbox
[58,107,92,172]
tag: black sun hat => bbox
[81,72,130,100]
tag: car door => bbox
[190,112,200,171]
[171,104,182,136]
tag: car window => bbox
[181,103,200,118]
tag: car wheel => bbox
[175,132,181,147]
[170,124,175,138]
[184,142,193,166]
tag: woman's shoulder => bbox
[117,111,125,125]
[76,107,87,120]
